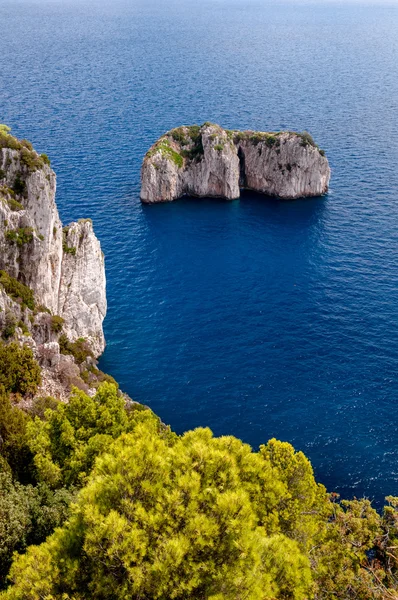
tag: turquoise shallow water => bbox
[1,0,398,504]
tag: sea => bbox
[1,0,398,506]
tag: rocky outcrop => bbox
[141,124,330,203]
[58,221,106,357]
[0,127,107,397]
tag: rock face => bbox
[0,131,107,363]
[141,124,330,203]
[58,221,106,357]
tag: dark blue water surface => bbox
[1,0,398,504]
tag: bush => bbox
[62,228,76,256]
[0,271,35,310]
[6,422,315,600]
[39,154,50,166]
[0,471,73,590]
[27,383,152,488]
[0,127,49,173]
[0,342,41,396]
[58,334,93,364]
[0,387,33,481]
[6,198,24,212]
[299,131,316,148]
[2,311,16,340]
[50,315,64,333]
[5,227,34,247]
[12,175,25,196]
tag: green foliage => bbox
[50,315,64,333]
[311,497,383,599]
[0,270,35,310]
[27,383,154,488]
[0,387,32,480]
[214,143,224,152]
[5,227,34,247]
[0,125,11,136]
[26,396,60,420]
[17,320,29,336]
[80,365,119,388]
[62,227,76,256]
[58,334,93,364]
[0,370,397,600]
[0,470,73,590]
[171,127,188,144]
[5,198,23,211]
[1,311,16,340]
[40,154,50,166]
[0,127,50,173]
[298,131,316,147]
[156,139,184,168]
[5,422,313,600]
[11,175,25,196]
[0,342,41,397]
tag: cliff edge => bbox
[0,125,107,398]
[141,123,330,203]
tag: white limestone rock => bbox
[141,124,330,202]
[59,220,106,357]
[141,124,240,202]
[0,139,106,357]
[236,131,330,199]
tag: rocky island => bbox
[141,123,331,203]
[0,125,107,399]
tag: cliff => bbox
[141,123,330,203]
[0,126,107,398]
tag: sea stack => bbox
[141,123,330,203]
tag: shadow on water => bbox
[140,189,328,239]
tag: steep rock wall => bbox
[141,124,240,202]
[141,124,330,203]
[0,136,106,357]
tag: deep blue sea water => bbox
[1,0,398,505]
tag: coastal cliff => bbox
[0,126,106,398]
[141,123,330,203]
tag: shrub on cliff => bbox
[0,342,41,397]
[3,421,316,600]
[0,270,35,310]
[0,387,32,481]
[27,383,156,488]
[58,334,93,364]
[50,315,64,333]
[0,126,51,172]
[0,470,73,591]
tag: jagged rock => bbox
[0,135,106,357]
[141,124,330,202]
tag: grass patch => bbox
[146,139,183,168]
